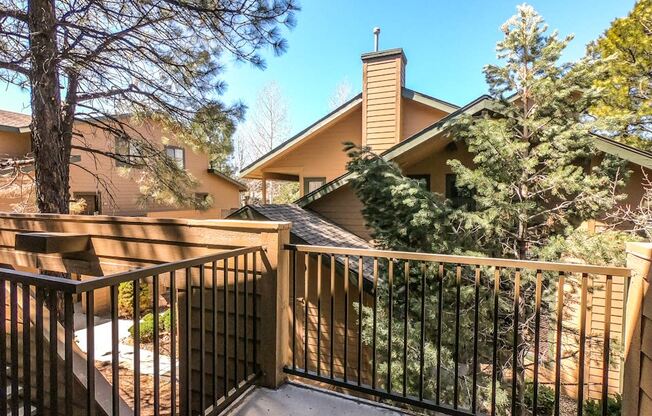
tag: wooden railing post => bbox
[258,224,291,388]
[624,242,652,416]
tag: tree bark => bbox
[28,0,71,213]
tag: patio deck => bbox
[225,383,406,416]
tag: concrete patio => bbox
[225,383,406,415]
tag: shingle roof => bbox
[245,204,371,248]
[0,109,31,132]
[229,204,375,284]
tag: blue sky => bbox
[0,0,636,136]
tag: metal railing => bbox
[0,245,266,416]
[284,244,631,416]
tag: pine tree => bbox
[449,4,625,261]
[589,0,652,149]
[346,5,628,414]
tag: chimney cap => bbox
[361,48,407,64]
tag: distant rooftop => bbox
[0,109,31,132]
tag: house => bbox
[0,109,246,218]
[237,47,652,241]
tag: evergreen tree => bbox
[346,5,628,414]
[448,4,625,261]
[589,0,652,149]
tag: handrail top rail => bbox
[285,244,631,277]
[0,245,264,294]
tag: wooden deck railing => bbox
[0,245,267,416]
[284,244,631,416]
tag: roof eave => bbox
[207,168,248,191]
[239,94,363,178]
[295,94,494,207]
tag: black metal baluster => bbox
[576,273,588,416]
[403,260,409,397]
[64,293,74,416]
[35,287,43,414]
[304,253,309,373]
[22,283,31,416]
[554,272,565,416]
[292,250,296,372]
[357,256,363,386]
[330,255,335,380]
[170,270,177,416]
[601,275,613,416]
[185,267,192,414]
[86,291,96,416]
[244,254,248,380]
[344,255,349,382]
[223,260,229,398]
[372,258,378,390]
[198,266,205,414]
[472,265,481,413]
[436,263,443,405]
[212,261,218,404]
[154,274,161,415]
[533,270,543,416]
[419,262,426,402]
[234,256,239,388]
[387,259,393,394]
[491,267,500,416]
[48,289,58,416]
[454,265,461,409]
[252,253,258,374]
[511,269,521,416]
[111,285,120,416]
[317,254,322,377]
[0,279,6,414]
[134,280,141,416]
[10,282,18,416]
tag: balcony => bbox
[0,213,647,415]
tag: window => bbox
[165,146,185,169]
[445,174,475,210]
[72,193,101,215]
[407,174,431,191]
[194,192,210,203]
[303,177,326,194]
[115,137,140,167]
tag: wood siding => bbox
[362,53,405,154]
[0,120,242,218]
[624,242,652,416]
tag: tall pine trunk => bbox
[28,0,71,213]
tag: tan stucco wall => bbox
[0,121,242,217]
[261,108,362,196]
[401,98,448,140]
[308,136,652,241]
[258,98,449,198]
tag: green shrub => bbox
[524,382,555,416]
[584,394,622,416]
[128,309,171,343]
[118,281,151,318]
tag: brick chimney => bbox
[361,48,407,153]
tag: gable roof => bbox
[590,133,652,170]
[227,203,374,283]
[239,88,460,178]
[0,109,31,133]
[295,96,652,207]
[295,94,494,206]
[206,168,248,191]
[230,203,371,248]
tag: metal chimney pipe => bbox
[373,27,380,52]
